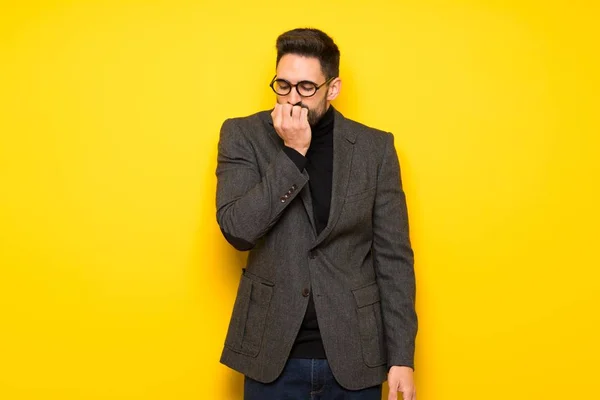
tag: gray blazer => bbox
[216,108,417,390]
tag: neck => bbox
[311,105,335,139]
[311,105,334,128]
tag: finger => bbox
[280,104,290,131]
[387,382,398,400]
[279,103,290,132]
[387,389,398,400]
[281,103,293,122]
[300,106,309,126]
[401,386,416,400]
[291,105,302,124]
[271,104,281,126]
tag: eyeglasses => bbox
[269,75,335,97]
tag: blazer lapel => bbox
[314,109,356,247]
[299,178,318,235]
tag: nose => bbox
[286,88,302,105]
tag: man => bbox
[216,28,417,400]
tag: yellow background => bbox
[1,1,598,399]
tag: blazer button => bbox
[291,184,297,190]
[280,197,286,203]
[302,288,310,297]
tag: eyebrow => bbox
[276,77,318,84]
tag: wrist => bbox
[284,143,309,156]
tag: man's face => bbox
[275,54,330,126]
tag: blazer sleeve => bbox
[372,132,418,369]
[216,118,309,251]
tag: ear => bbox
[326,77,342,101]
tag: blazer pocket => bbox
[344,187,376,204]
[224,271,274,357]
[352,282,387,367]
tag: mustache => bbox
[293,102,310,110]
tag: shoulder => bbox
[344,117,390,137]
[219,110,273,144]
[222,110,271,131]
[337,112,394,151]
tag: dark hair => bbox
[276,28,340,79]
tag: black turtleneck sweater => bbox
[281,105,334,359]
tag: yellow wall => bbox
[1,1,598,399]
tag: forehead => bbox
[276,54,324,82]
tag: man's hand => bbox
[271,103,311,156]
[388,366,416,400]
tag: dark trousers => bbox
[244,359,382,400]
